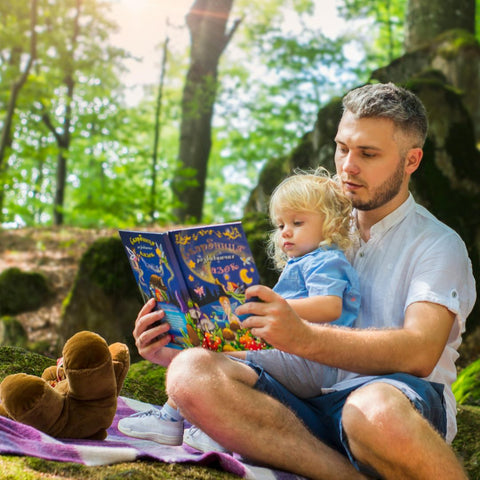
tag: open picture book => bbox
[119,222,269,351]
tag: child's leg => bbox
[246,349,338,398]
[159,398,183,422]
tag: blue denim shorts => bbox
[238,358,446,476]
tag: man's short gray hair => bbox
[342,83,428,148]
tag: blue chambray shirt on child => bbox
[245,245,360,399]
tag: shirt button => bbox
[359,252,365,258]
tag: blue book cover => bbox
[119,222,268,351]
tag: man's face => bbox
[334,111,409,213]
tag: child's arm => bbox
[286,295,342,323]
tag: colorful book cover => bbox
[119,222,268,351]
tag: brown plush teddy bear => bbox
[0,330,129,440]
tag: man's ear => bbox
[405,148,423,174]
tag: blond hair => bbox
[268,168,353,270]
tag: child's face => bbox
[274,209,325,258]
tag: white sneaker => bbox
[118,409,184,445]
[183,425,230,453]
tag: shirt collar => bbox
[286,245,335,264]
[354,193,415,239]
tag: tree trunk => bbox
[150,36,169,223]
[405,0,475,51]
[42,0,80,226]
[172,0,241,222]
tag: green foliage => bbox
[0,0,419,226]
[0,267,52,316]
[338,0,406,66]
[453,359,480,406]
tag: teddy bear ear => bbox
[109,343,130,396]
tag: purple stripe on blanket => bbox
[0,397,303,479]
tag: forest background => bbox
[1,0,480,331]
[2,2,480,478]
[0,0,429,228]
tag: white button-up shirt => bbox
[335,194,476,443]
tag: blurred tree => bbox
[0,0,37,224]
[34,0,128,225]
[172,0,241,222]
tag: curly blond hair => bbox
[268,168,354,270]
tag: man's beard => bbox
[350,158,406,211]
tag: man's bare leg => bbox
[342,382,467,480]
[166,348,367,480]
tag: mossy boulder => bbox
[0,317,28,348]
[0,268,52,316]
[242,211,279,288]
[60,236,143,360]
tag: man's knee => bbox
[166,348,217,401]
[342,382,416,456]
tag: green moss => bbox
[120,360,168,406]
[452,405,480,479]
[0,267,52,316]
[78,237,134,296]
[436,29,479,59]
[0,346,55,381]
[0,455,240,479]
[0,316,28,348]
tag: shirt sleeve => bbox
[303,250,357,299]
[406,231,476,322]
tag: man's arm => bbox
[238,285,454,377]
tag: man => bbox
[133,83,476,479]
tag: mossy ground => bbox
[0,348,240,480]
[1,347,480,479]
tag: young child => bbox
[118,168,360,452]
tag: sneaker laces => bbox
[187,425,201,438]
[128,409,162,419]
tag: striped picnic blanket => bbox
[0,396,303,480]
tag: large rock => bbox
[60,236,142,360]
[373,30,480,143]
[0,267,52,316]
[0,316,28,348]
[245,74,480,338]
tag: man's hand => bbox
[236,285,311,353]
[132,298,179,366]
